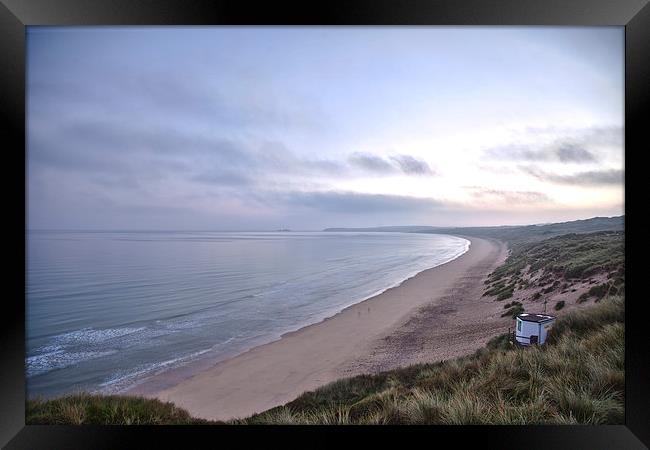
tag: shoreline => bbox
[128,236,508,421]
[117,235,470,397]
[279,236,471,339]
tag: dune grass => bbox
[235,295,624,425]
[483,231,624,300]
[501,303,525,318]
[26,393,216,425]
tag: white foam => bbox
[52,327,146,345]
[97,348,213,393]
[27,349,118,377]
[28,326,150,377]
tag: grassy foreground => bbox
[237,296,624,424]
[26,392,213,425]
[27,295,624,425]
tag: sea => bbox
[26,230,469,398]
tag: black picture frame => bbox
[1,0,648,448]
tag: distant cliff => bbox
[323,225,436,232]
[324,215,624,246]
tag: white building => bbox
[515,313,556,345]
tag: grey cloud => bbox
[119,73,218,116]
[348,152,398,174]
[30,114,381,206]
[485,142,597,163]
[389,155,435,176]
[254,141,349,178]
[28,131,133,175]
[192,171,253,186]
[523,125,622,148]
[29,69,328,133]
[470,188,551,204]
[28,120,255,195]
[556,144,597,163]
[30,119,252,164]
[271,191,444,214]
[583,126,624,148]
[482,125,624,164]
[521,166,624,186]
[349,152,435,177]
[287,157,348,177]
[31,115,435,195]
[348,152,434,175]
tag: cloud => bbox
[521,166,624,186]
[388,155,435,176]
[28,119,263,202]
[29,68,328,133]
[482,125,625,164]
[523,125,622,149]
[270,190,444,214]
[29,116,352,192]
[258,141,348,177]
[30,112,442,220]
[469,188,551,205]
[348,152,398,174]
[192,171,253,186]
[348,152,435,177]
[484,142,597,163]
[556,144,597,163]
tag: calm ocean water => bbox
[26,231,469,397]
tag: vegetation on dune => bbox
[331,216,624,246]
[501,303,524,318]
[482,231,624,300]
[236,296,624,425]
[432,216,623,246]
[578,282,624,304]
[496,286,515,301]
[26,393,217,425]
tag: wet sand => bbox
[133,236,508,421]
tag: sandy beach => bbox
[133,236,509,421]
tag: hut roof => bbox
[517,313,555,323]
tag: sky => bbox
[27,27,624,230]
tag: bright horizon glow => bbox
[27,27,624,230]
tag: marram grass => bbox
[238,296,624,425]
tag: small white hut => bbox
[515,313,556,346]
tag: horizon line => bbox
[25,214,624,233]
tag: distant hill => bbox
[324,216,624,246]
[324,225,436,233]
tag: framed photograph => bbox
[1,0,648,448]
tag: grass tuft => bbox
[27,394,217,425]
